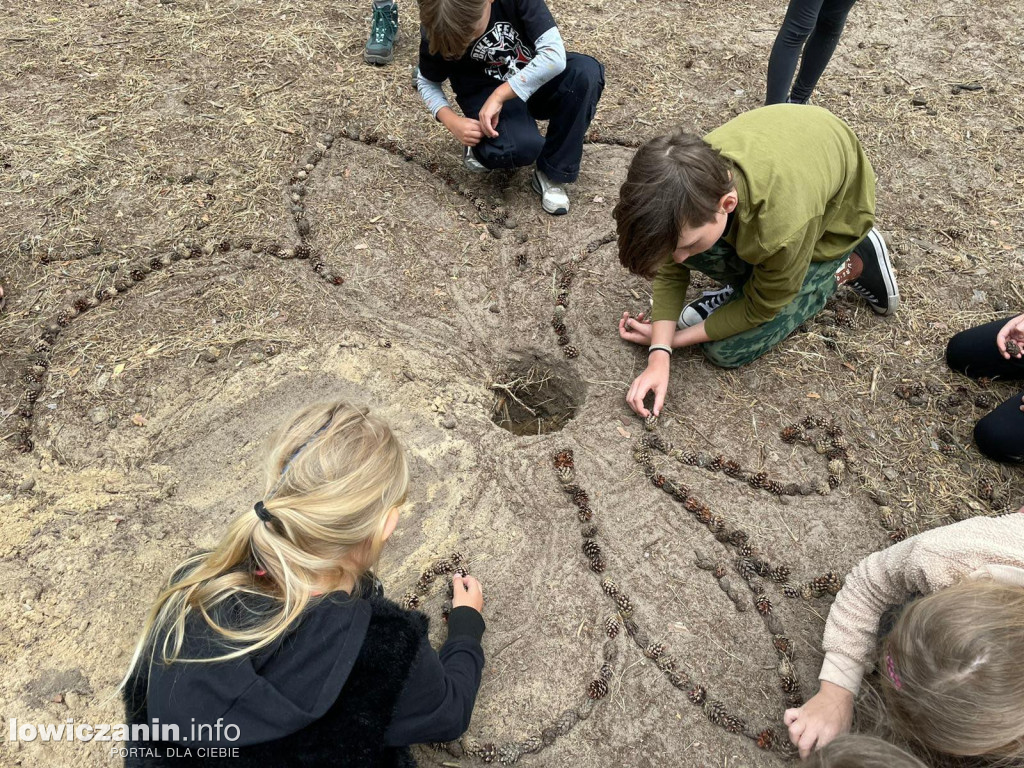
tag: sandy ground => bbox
[1,0,1023,765]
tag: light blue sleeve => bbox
[416,69,451,119]
[507,26,566,102]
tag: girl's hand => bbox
[784,682,854,759]
[995,313,1024,359]
[452,575,483,613]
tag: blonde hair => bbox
[419,0,489,59]
[808,734,929,768]
[880,580,1024,763]
[123,400,409,682]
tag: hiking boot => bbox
[531,169,569,215]
[364,2,398,65]
[463,146,490,174]
[679,286,735,328]
[848,227,899,315]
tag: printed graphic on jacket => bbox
[470,22,534,81]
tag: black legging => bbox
[946,318,1024,464]
[765,0,858,105]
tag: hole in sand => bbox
[489,352,585,436]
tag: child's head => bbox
[126,400,409,674]
[807,735,928,768]
[420,0,493,60]
[880,579,1024,762]
[614,130,736,278]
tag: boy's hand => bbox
[452,575,484,613]
[995,313,1024,359]
[627,355,669,418]
[783,682,854,759]
[478,82,516,138]
[618,310,653,345]
[445,115,484,147]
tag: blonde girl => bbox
[122,401,486,767]
[786,510,1024,761]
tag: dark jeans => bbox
[946,317,1024,464]
[456,53,605,184]
[765,0,858,105]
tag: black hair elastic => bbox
[253,501,275,524]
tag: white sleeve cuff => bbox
[819,652,868,695]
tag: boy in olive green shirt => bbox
[614,105,898,417]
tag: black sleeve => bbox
[515,0,557,45]
[418,27,451,83]
[383,607,486,747]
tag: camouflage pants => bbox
[683,240,849,369]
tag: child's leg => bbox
[701,258,840,368]
[456,92,544,171]
[364,0,399,65]
[766,0,827,104]
[974,392,1024,463]
[946,318,1024,381]
[523,53,605,184]
[789,0,857,103]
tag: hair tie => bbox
[885,652,903,690]
[254,500,275,524]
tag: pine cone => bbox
[767,480,785,496]
[433,558,454,575]
[554,709,578,736]
[644,413,658,431]
[564,345,579,359]
[605,616,620,638]
[553,450,575,470]
[738,542,755,558]
[679,451,699,466]
[727,529,749,547]
[708,455,724,472]
[722,715,745,733]
[755,594,772,616]
[497,743,522,765]
[749,471,770,490]
[400,592,420,609]
[780,425,803,443]
[651,474,666,488]
[756,729,776,750]
[540,727,558,746]
[708,515,726,533]
[615,593,633,615]
[577,506,593,523]
[703,700,728,725]
[477,742,497,763]
[294,243,311,259]
[802,415,818,430]
[582,539,601,558]
[770,564,791,583]
[519,736,542,755]
[736,558,758,580]
[644,643,665,660]
[601,578,619,597]
[587,679,608,699]
[589,556,606,573]
[684,497,702,513]
[687,684,706,705]
[723,460,743,478]
[600,663,613,682]
[773,634,794,658]
[978,479,994,501]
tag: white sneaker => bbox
[679,286,735,328]
[463,146,490,174]
[531,169,570,216]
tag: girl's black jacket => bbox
[123,584,485,767]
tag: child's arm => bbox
[383,576,486,746]
[417,32,484,147]
[478,26,565,137]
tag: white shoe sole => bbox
[866,228,899,316]
[531,173,569,215]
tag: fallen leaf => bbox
[616,426,630,438]
[131,413,147,427]
[354,243,368,250]
[806,392,821,399]
[112,363,125,377]
[842,362,856,372]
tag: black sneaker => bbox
[849,227,899,316]
[679,285,735,327]
[364,2,398,65]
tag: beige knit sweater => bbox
[820,512,1024,694]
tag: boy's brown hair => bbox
[420,0,489,60]
[613,130,734,278]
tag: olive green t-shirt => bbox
[650,105,876,340]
